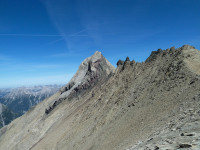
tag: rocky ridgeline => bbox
[117,45,199,85]
[45,51,115,114]
[1,44,199,150]
[45,45,199,115]
[117,45,196,69]
[124,45,200,150]
[117,56,136,71]
[146,44,195,63]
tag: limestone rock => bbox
[60,51,115,99]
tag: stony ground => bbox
[129,99,200,150]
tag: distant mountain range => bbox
[0,85,62,116]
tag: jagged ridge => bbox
[0,45,199,150]
[45,51,115,114]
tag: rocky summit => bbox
[0,45,199,150]
[60,51,115,98]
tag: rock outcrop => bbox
[45,51,115,114]
[60,51,115,97]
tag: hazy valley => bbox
[0,85,61,127]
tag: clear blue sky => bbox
[0,0,200,88]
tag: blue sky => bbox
[0,0,200,88]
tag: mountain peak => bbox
[179,44,196,50]
[145,44,198,63]
[44,51,115,114]
[88,51,102,63]
[59,51,115,99]
[93,50,101,55]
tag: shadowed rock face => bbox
[0,45,200,150]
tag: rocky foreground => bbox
[0,45,199,150]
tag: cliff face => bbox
[0,45,199,150]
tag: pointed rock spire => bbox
[180,45,195,50]
[59,51,115,99]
